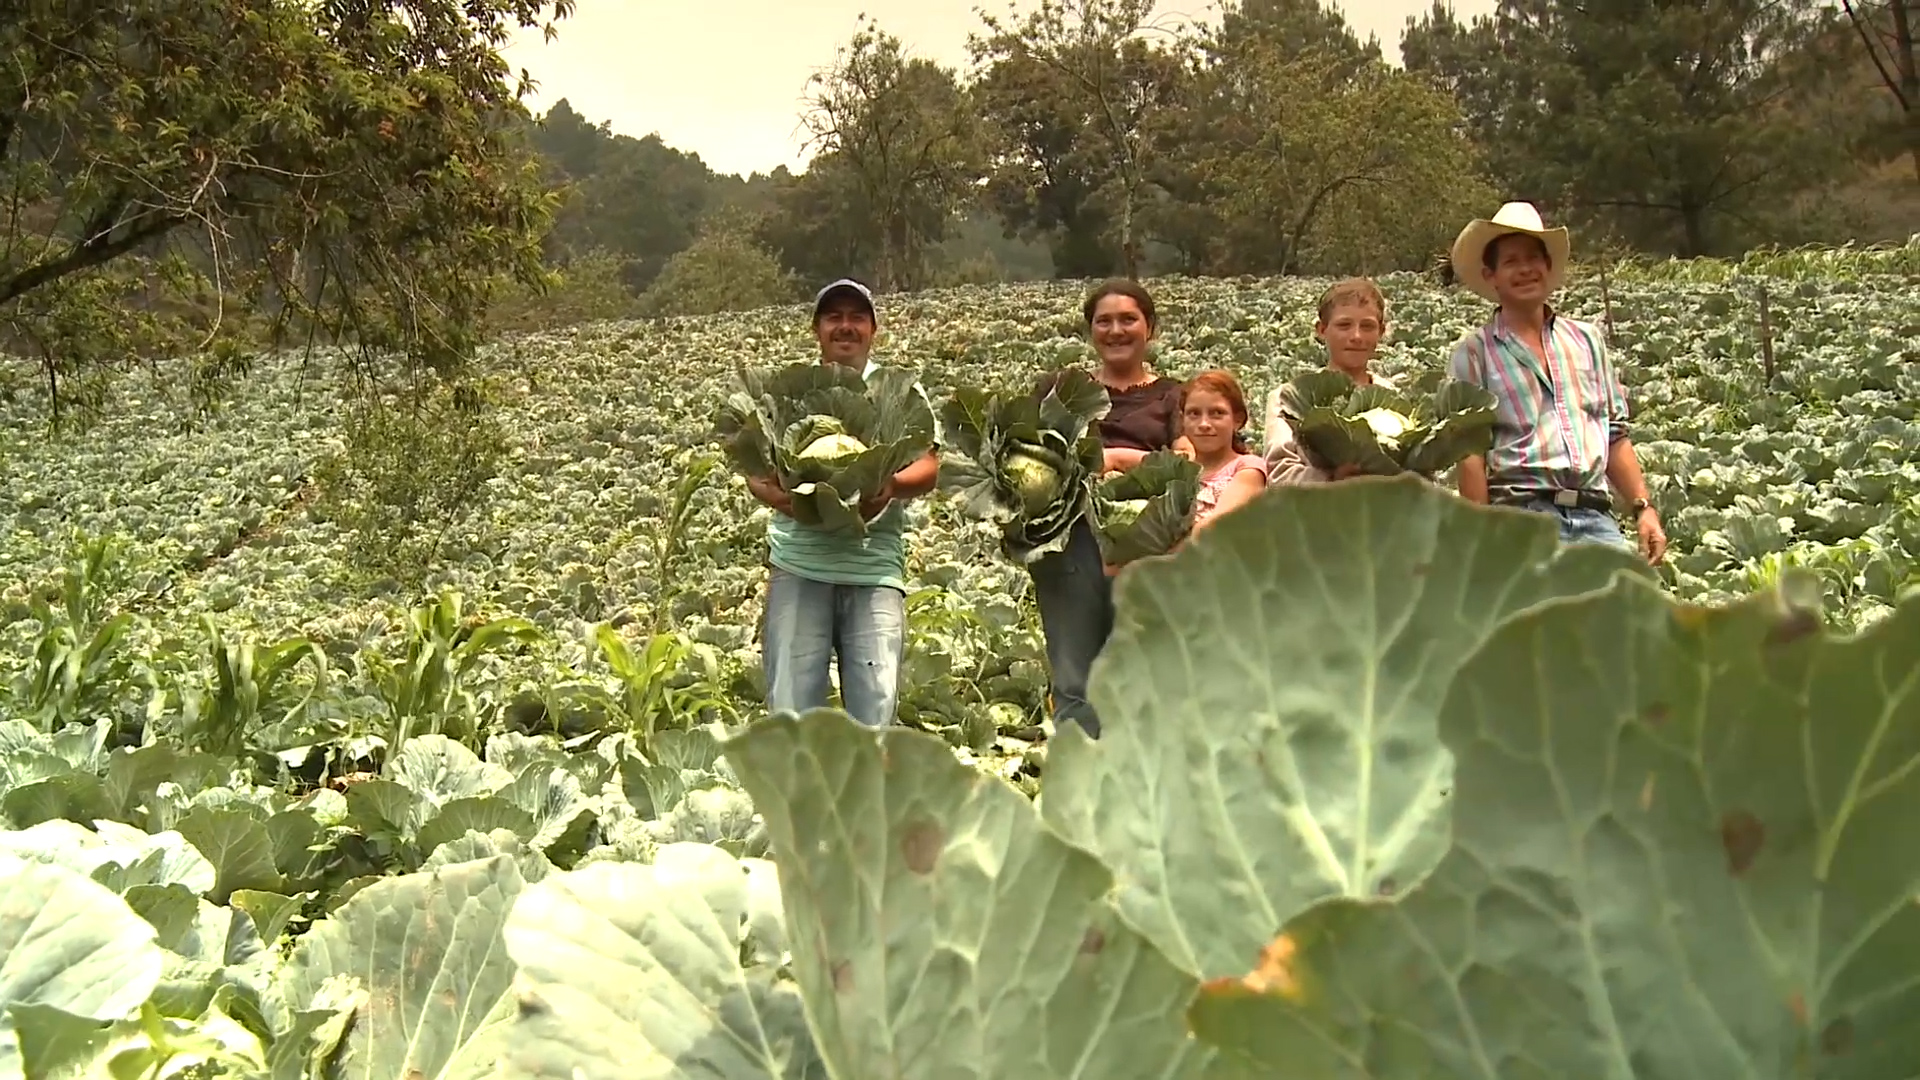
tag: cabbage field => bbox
[1,245,1918,1076]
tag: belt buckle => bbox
[1552,489,1579,508]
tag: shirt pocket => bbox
[1571,358,1610,423]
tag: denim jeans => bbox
[1026,518,1114,739]
[761,569,906,728]
[1514,499,1635,552]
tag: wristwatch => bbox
[1630,497,1653,518]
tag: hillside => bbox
[2,244,1920,1074]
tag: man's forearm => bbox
[890,451,941,499]
[1605,438,1649,503]
[1456,455,1489,503]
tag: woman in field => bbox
[1027,278,1185,739]
[1265,278,1397,485]
[1181,369,1269,533]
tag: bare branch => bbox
[1843,0,1910,109]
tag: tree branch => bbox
[0,210,185,306]
[1843,0,1910,109]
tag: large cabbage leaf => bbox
[495,843,820,1080]
[1188,567,1920,1080]
[1090,449,1200,567]
[937,369,1111,563]
[723,709,1229,1080]
[1273,370,1497,477]
[714,362,937,538]
[1042,477,1648,980]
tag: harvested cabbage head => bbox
[936,370,1112,564]
[1091,453,1200,567]
[714,361,937,537]
[1272,371,1498,477]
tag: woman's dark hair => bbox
[1082,278,1157,330]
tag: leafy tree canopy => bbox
[1,0,575,418]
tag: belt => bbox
[1489,487,1613,513]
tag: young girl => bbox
[1181,369,1268,533]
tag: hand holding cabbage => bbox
[1272,370,1499,478]
[714,362,937,537]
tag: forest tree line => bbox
[1,0,1914,563]
[516,0,1920,319]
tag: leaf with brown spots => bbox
[1182,544,1920,1079]
[727,709,1211,1080]
[900,819,945,875]
[281,854,523,1079]
[1719,810,1765,876]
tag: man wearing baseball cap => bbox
[741,278,941,726]
[1444,202,1667,565]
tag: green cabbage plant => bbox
[1272,370,1498,477]
[714,362,936,537]
[937,370,1110,563]
[1091,450,1201,567]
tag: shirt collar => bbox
[1490,305,1557,342]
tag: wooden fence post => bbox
[1758,283,1775,385]
[1599,259,1616,345]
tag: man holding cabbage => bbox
[734,279,943,727]
[1444,202,1667,564]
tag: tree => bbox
[1,0,573,418]
[1840,0,1919,181]
[968,47,1126,276]
[799,19,982,292]
[640,225,798,318]
[752,154,882,287]
[528,103,721,289]
[971,0,1190,278]
[1402,0,1847,256]
[1186,45,1496,274]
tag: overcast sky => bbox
[500,0,1499,178]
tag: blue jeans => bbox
[1026,518,1113,739]
[761,569,905,728]
[1514,499,1635,551]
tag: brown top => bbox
[1035,370,1183,451]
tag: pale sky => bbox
[500,0,1498,178]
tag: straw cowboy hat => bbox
[1449,201,1571,303]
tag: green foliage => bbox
[800,19,983,292]
[639,231,797,318]
[308,377,512,579]
[1,0,573,398]
[485,248,642,335]
[1403,0,1850,256]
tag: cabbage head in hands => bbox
[714,361,937,537]
[937,369,1110,564]
[1090,449,1201,567]
[1272,370,1499,477]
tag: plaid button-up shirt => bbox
[1446,309,1630,494]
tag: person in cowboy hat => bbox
[1443,202,1667,564]
[742,278,942,727]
